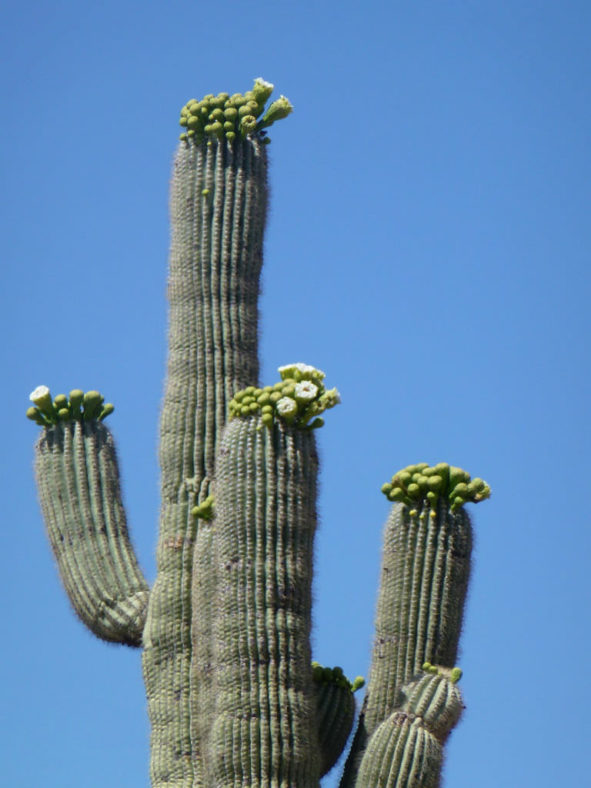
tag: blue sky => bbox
[2,1,590,786]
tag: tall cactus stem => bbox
[143,134,268,787]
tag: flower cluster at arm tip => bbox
[312,662,365,693]
[178,77,293,145]
[229,363,341,430]
[381,461,491,515]
[27,385,114,426]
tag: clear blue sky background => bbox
[2,1,590,786]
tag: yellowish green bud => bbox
[259,95,293,128]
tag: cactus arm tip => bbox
[27,386,115,426]
[229,362,340,429]
[381,461,491,512]
[179,77,292,144]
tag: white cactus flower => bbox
[30,385,50,405]
[294,381,319,402]
[278,362,325,381]
[276,397,298,417]
[330,387,341,404]
[254,77,274,90]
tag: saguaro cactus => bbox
[27,79,490,787]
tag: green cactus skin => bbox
[205,415,321,786]
[356,670,464,788]
[340,469,479,787]
[312,664,363,777]
[144,130,269,786]
[34,419,149,645]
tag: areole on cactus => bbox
[28,78,490,787]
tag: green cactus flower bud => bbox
[450,667,463,683]
[258,95,293,128]
[252,77,274,105]
[83,391,103,420]
[451,482,469,498]
[26,406,46,425]
[99,403,115,421]
[427,474,443,492]
[239,115,257,136]
[394,470,412,487]
[187,116,202,131]
[192,494,215,521]
[449,466,470,486]
[53,394,68,410]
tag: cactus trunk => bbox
[143,136,268,786]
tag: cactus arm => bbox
[32,397,149,647]
[312,664,364,777]
[208,414,321,786]
[355,668,464,788]
[340,463,489,787]
[143,129,269,786]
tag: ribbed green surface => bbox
[340,499,472,787]
[356,715,442,788]
[143,136,268,787]
[313,676,356,777]
[366,501,471,727]
[356,672,463,787]
[209,415,321,787]
[35,421,149,645]
[397,672,463,744]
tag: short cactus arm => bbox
[356,667,464,788]
[31,388,149,646]
[312,663,364,777]
[340,462,489,787]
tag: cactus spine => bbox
[28,80,490,787]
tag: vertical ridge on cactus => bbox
[28,80,490,787]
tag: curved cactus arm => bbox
[355,668,464,788]
[30,388,149,647]
[340,462,489,787]
[312,663,364,777]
